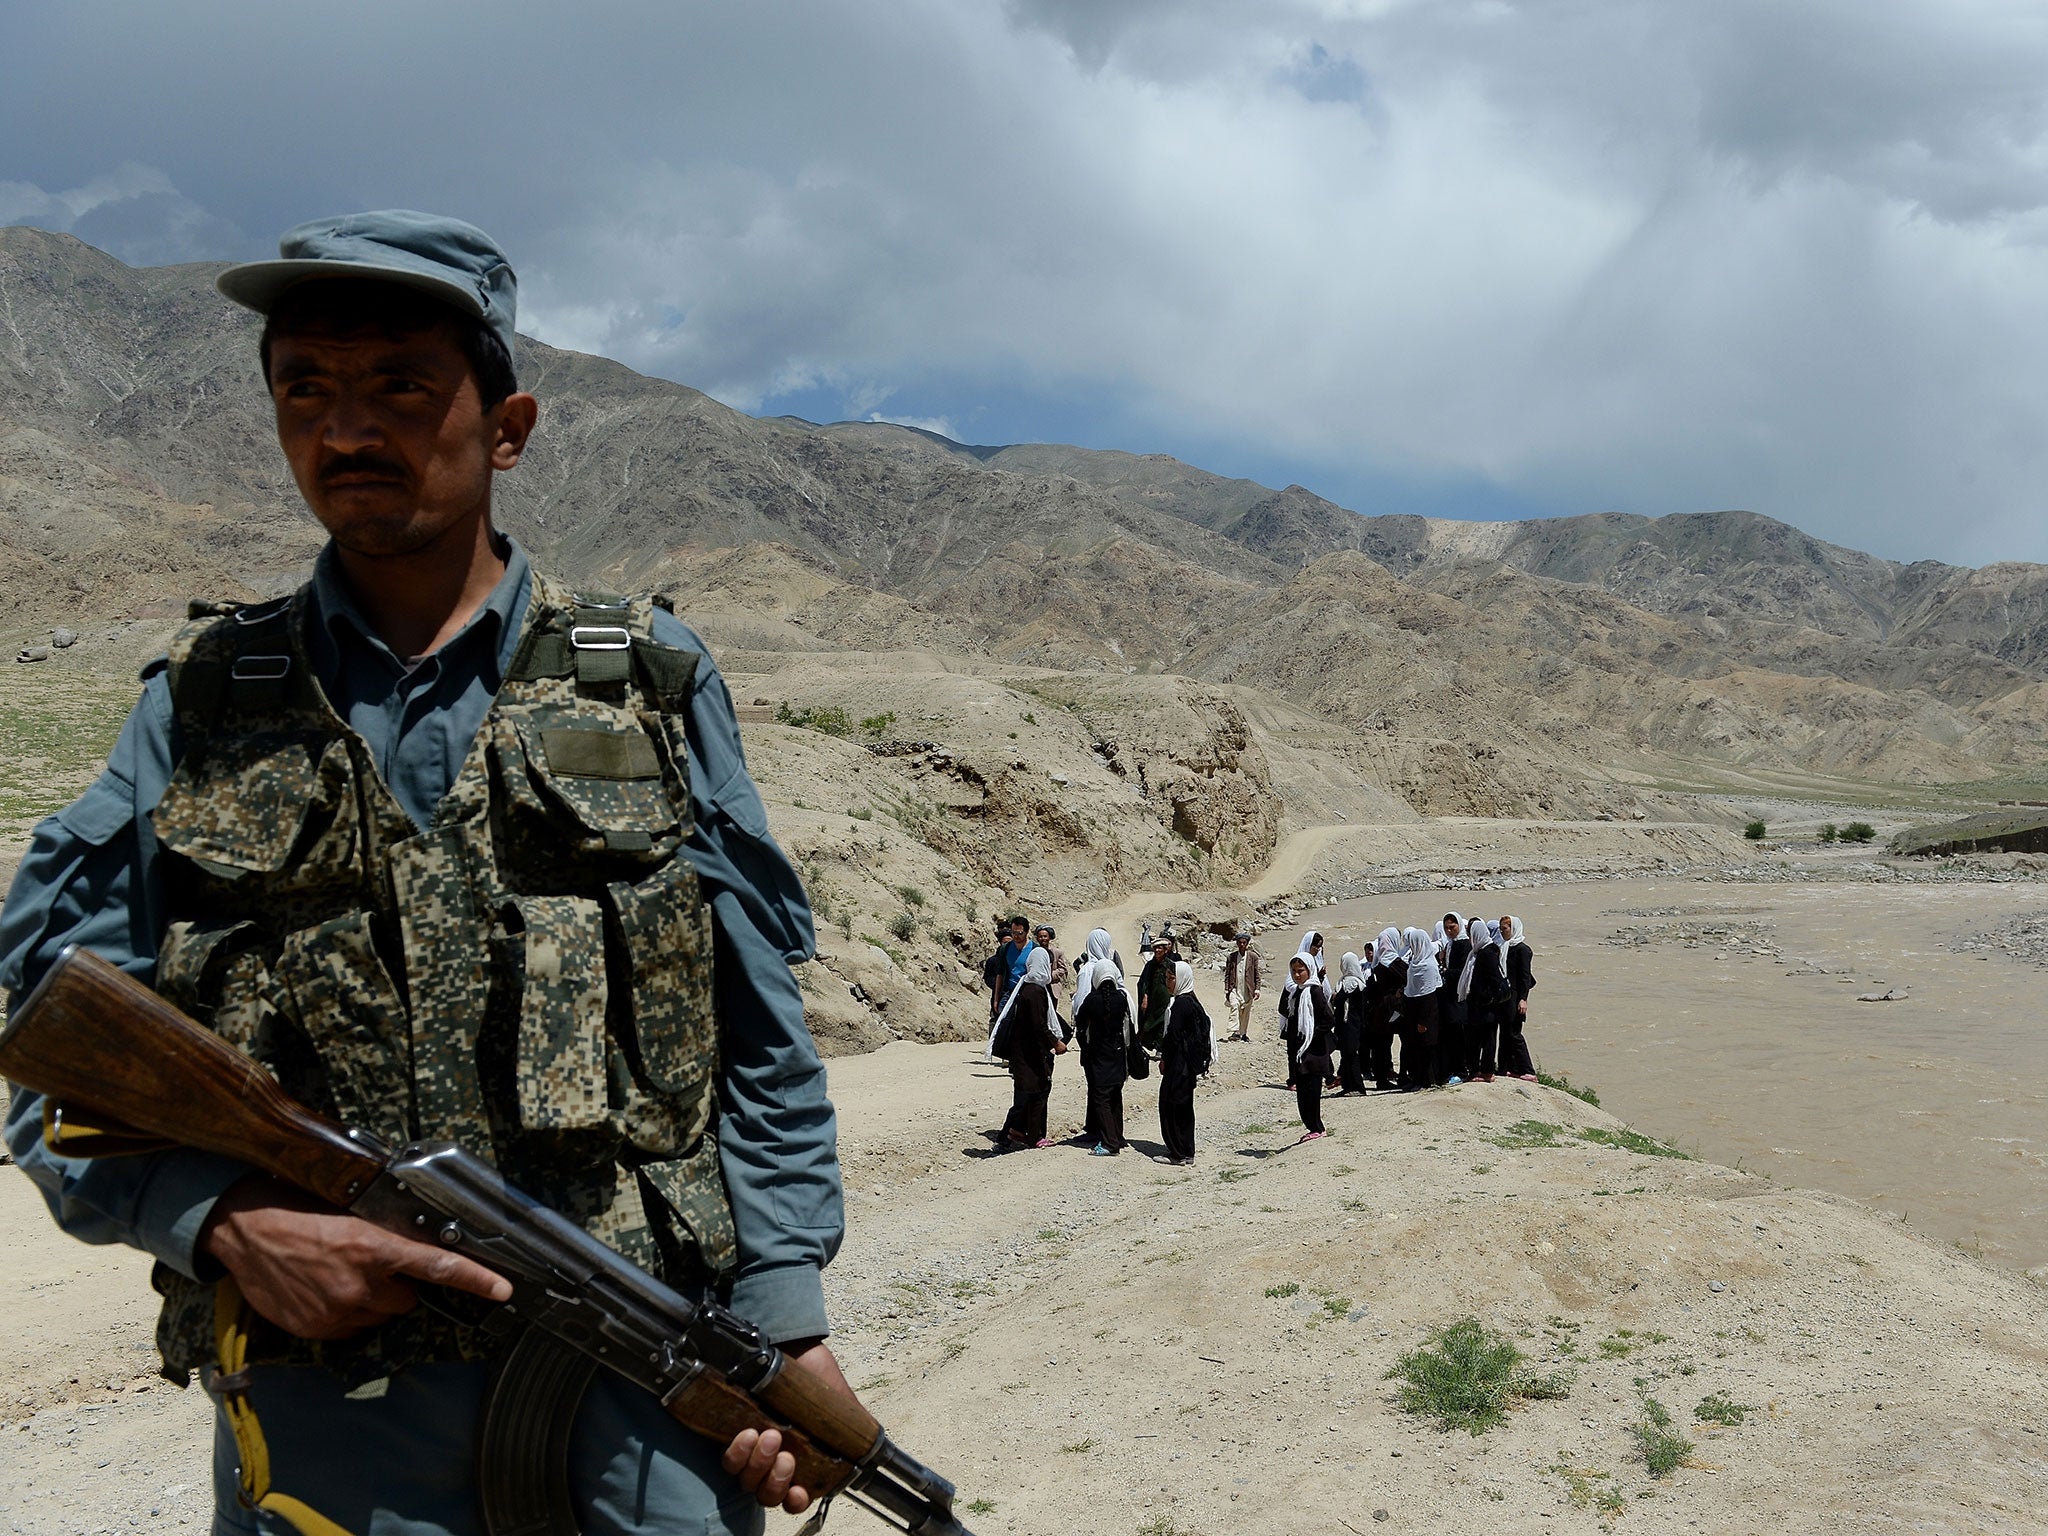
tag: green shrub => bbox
[1536,1069,1599,1107]
[1743,820,1767,840]
[1818,823,1838,843]
[1842,821,1877,843]
[776,701,854,736]
[1264,1281,1300,1299]
[1694,1392,1753,1427]
[836,911,853,941]
[1578,1126,1690,1160]
[1489,1120,1565,1150]
[899,885,926,908]
[1386,1317,1571,1434]
[860,711,897,737]
[888,912,916,941]
[1631,1392,1692,1477]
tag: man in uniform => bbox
[0,212,856,1535]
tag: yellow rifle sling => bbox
[211,1280,358,1536]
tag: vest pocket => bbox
[603,862,717,1109]
[638,1137,739,1277]
[505,715,680,857]
[153,732,358,883]
[506,894,612,1132]
[272,913,415,1147]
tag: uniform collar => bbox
[310,534,533,680]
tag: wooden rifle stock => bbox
[0,945,385,1208]
[0,947,894,1513]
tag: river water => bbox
[1315,877,2048,1273]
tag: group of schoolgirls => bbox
[1278,914,1536,1143]
[990,927,1214,1164]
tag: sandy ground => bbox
[6,841,2048,1535]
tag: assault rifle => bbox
[0,945,972,1536]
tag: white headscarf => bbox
[1502,916,1528,948]
[1288,951,1322,1060]
[1403,927,1443,997]
[1373,927,1404,966]
[1338,952,1367,992]
[1296,930,1326,978]
[1456,921,1489,1002]
[1075,926,1122,999]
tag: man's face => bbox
[267,315,536,558]
[1035,928,1052,947]
[1010,923,1029,946]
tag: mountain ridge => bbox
[3,223,2043,806]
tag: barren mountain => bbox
[4,222,2045,1045]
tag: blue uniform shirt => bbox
[1,539,841,1534]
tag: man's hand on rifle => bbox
[204,1174,866,1517]
[200,1175,513,1339]
[722,1340,858,1515]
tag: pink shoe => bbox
[1034,1138,1055,1149]
[1298,1130,1327,1143]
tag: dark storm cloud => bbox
[4,0,2048,563]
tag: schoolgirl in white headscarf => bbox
[1157,959,1213,1164]
[994,946,1066,1148]
[1333,951,1370,1094]
[1496,915,1537,1080]
[1296,930,1327,981]
[1285,950,1334,1140]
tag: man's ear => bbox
[490,392,540,470]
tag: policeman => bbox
[0,212,856,1535]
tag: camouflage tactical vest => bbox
[147,572,737,1385]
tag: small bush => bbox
[1818,823,1838,843]
[1489,1120,1566,1150]
[848,807,872,821]
[1265,1281,1300,1299]
[836,911,853,941]
[860,710,897,737]
[1631,1392,1693,1477]
[1694,1391,1753,1427]
[888,912,916,942]
[1022,711,1037,725]
[1843,821,1877,843]
[899,885,926,908]
[1579,1126,1691,1160]
[1387,1317,1572,1434]
[1743,820,1767,840]
[1536,1069,1600,1107]
[776,701,854,737]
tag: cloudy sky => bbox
[5,0,2048,564]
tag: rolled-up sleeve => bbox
[1,672,247,1280]
[656,613,843,1345]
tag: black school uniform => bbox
[999,983,1057,1145]
[1437,934,1473,1085]
[1498,943,1537,1078]
[1287,983,1336,1133]
[1464,939,1505,1077]
[1332,977,1371,1094]
[1365,958,1403,1089]
[1159,993,1211,1162]
[1076,978,1134,1152]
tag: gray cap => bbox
[217,210,517,358]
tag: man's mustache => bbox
[319,453,409,485]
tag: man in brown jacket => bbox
[1224,930,1263,1041]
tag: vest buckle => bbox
[230,654,292,681]
[569,625,631,651]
